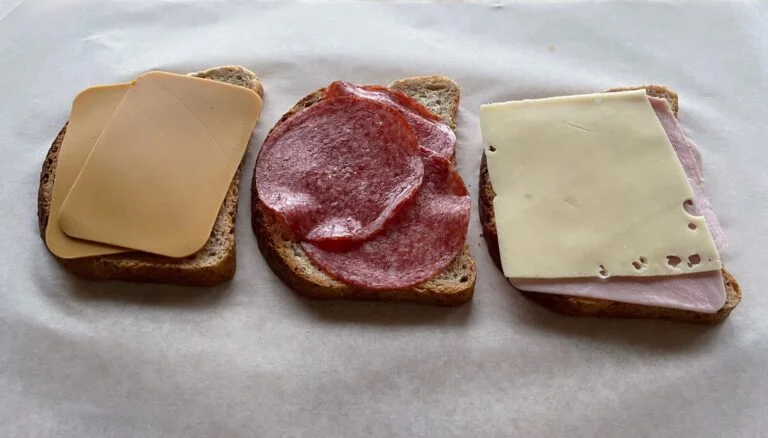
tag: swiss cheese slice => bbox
[480,90,721,279]
[57,71,262,258]
[45,83,132,259]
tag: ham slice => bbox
[649,97,727,250]
[512,97,727,313]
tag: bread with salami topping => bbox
[252,76,476,306]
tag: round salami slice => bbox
[302,151,470,290]
[327,81,456,160]
[255,95,424,243]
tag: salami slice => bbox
[302,150,471,290]
[327,81,457,160]
[255,95,424,243]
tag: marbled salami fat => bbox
[327,81,456,160]
[255,96,424,243]
[302,151,470,289]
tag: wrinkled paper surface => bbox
[1,1,766,436]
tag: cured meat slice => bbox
[511,96,727,313]
[327,81,456,160]
[302,151,471,290]
[648,96,726,250]
[514,270,726,313]
[328,81,442,122]
[255,95,424,243]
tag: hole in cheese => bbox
[667,255,682,268]
[688,254,702,267]
[683,199,695,215]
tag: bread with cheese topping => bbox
[37,66,262,286]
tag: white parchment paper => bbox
[1,1,766,437]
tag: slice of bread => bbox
[37,66,263,286]
[251,76,476,306]
[479,85,741,323]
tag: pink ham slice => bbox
[649,97,727,250]
[302,150,471,290]
[514,271,726,313]
[327,81,457,160]
[255,95,424,244]
[512,97,727,313]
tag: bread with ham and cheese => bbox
[478,85,740,323]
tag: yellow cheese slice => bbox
[57,71,262,258]
[480,89,721,279]
[45,83,132,259]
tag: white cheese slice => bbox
[480,90,721,279]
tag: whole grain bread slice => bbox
[251,76,476,306]
[479,85,741,323]
[37,66,263,286]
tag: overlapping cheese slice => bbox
[46,72,262,259]
[480,90,721,280]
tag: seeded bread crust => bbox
[37,66,263,286]
[251,76,476,306]
[479,85,741,323]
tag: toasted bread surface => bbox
[251,76,476,306]
[37,66,263,286]
[478,85,741,323]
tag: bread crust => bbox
[251,77,476,306]
[37,66,262,286]
[478,85,741,323]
